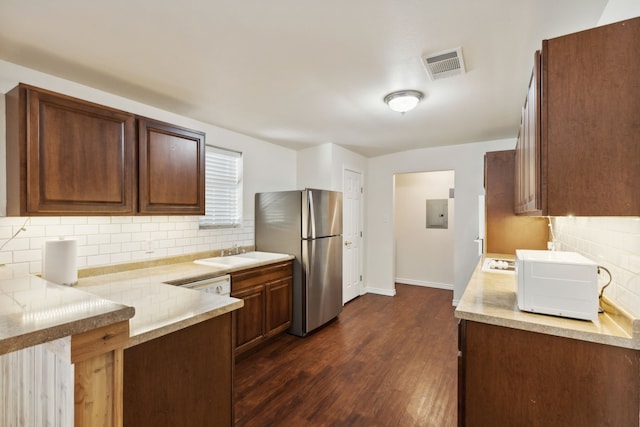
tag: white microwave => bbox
[515,250,598,321]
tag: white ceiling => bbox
[0,0,608,157]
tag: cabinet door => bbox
[6,84,136,215]
[231,285,265,354]
[124,314,233,427]
[543,18,640,215]
[265,276,292,337]
[138,118,205,214]
[514,51,541,215]
[486,150,548,253]
[462,321,640,427]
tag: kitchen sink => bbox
[194,251,290,268]
[194,256,256,268]
[234,251,290,261]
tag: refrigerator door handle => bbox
[308,190,316,239]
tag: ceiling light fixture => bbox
[384,90,424,113]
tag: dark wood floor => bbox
[234,284,458,427]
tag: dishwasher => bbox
[177,274,231,296]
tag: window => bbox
[199,145,242,229]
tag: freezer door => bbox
[302,189,343,239]
[303,235,343,333]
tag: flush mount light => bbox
[384,90,424,113]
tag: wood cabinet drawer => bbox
[231,261,293,292]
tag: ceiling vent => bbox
[421,47,466,80]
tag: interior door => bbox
[343,169,362,303]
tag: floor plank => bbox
[234,284,458,427]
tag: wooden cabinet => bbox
[515,17,640,216]
[5,83,206,216]
[514,52,540,215]
[230,261,293,356]
[138,118,205,215]
[232,283,266,352]
[5,84,136,215]
[458,320,640,427]
[485,150,548,254]
[265,277,293,337]
[123,314,233,427]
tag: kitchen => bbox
[0,0,639,426]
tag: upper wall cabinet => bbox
[515,17,640,216]
[5,84,136,215]
[138,118,205,215]
[5,84,206,216]
[485,150,548,254]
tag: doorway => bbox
[393,170,455,290]
[343,169,362,303]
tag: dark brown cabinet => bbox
[123,314,233,427]
[485,150,548,254]
[230,261,293,356]
[514,52,540,215]
[138,118,205,215]
[5,83,206,216]
[5,84,136,215]
[515,17,640,216]
[458,320,640,427]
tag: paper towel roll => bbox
[42,239,78,286]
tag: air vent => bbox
[421,47,466,80]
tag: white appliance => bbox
[176,274,231,296]
[515,250,598,321]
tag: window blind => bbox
[199,145,242,228]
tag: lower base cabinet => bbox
[458,320,640,427]
[123,314,233,427]
[231,261,293,356]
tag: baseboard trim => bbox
[395,278,454,291]
[361,286,396,297]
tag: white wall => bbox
[365,138,515,302]
[552,217,640,317]
[297,142,367,192]
[394,170,455,289]
[296,143,332,190]
[0,60,297,276]
[598,0,640,25]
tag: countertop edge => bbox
[124,299,244,348]
[0,305,135,355]
[454,255,639,350]
[455,309,637,350]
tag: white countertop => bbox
[455,255,639,350]
[0,274,134,355]
[84,280,242,348]
[76,256,293,347]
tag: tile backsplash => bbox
[552,216,640,317]
[0,216,255,277]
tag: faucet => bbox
[222,243,240,256]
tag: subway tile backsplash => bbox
[552,216,640,317]
[0,216,255,278]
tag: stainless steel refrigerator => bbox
[255,189,343,337]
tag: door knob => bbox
[344,241,352,247]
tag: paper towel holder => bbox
[42,237,78,286]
